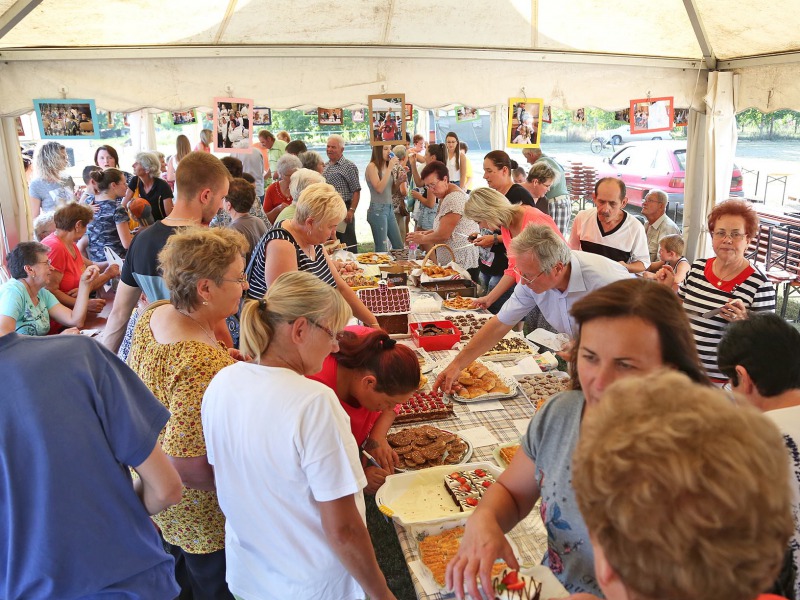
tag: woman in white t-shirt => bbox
[201,271,396,600]
[444,131,467,190]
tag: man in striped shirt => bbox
[324,134,361,250]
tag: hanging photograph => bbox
[630,97,674,134]
[455,106,480,123]
[405,104,414,121]
[16,117,25,137]
[253,107,272,126]
[368,93,406,146]
[213,97,253,153]
[33,98,100,139]
[171,110,196,125]
[351,109,366,123]
[673,108,689,127]
[541,106,552,124]
[573,108,586,124]
[507,97,543,148]
[318,108,343,126]
[614,108,630,123]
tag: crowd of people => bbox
[1,128,798,600]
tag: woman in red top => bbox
[308,325,420,493]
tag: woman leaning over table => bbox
[28,141,75,218]
[127,227,249,600]
[123,151,174,221]
[202,271,396,600]
[365,144,403,251]
[0,242,98,336]
[406,161,479,280]
[440,279,710,599]
[654,198,774,383]
[464,187,563,312]
[308,324,421,494]
[246,182,378,328]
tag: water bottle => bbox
[408,242,418,261]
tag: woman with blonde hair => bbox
[122,151,174,221]
[127,226,249,600]
[195,128,213,153]
[465,187,562,310]
[247,182,377,327]
[28,141,75,218]
[202,271,397,600]
[166,134,192,188]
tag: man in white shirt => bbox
[433,225,630,393]
[569,177,650,273]
[641,188,681,263]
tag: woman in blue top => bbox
[440,279,709,599]
[81,168,132,262]
[0,242,99,336]
[365,145,403,251]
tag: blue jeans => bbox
[367,203,403,251]
[479,272,514,314]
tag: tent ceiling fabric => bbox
[0,0,798,113]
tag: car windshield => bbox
[674,149,687,171]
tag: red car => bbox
[596,140,743,208]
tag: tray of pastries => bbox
[341,273,380,289]
[387,425,472,471]
[443,294,476,311]
[395,390,454,424]
[515,372,570,411]
[447,360,517,402]
[481,334,536,361]
[333,259,362,275]
[448,313,489,341]
[356,252,393,265]
[421,264,461,278]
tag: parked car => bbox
[595,140,743,208]
[600,125,672,145]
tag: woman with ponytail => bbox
[202,271,397,600]
[309,325,421,493]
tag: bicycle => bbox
[590,137,615,154]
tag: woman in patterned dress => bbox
[127,226,249,600]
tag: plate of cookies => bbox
[445,360,518,402]
[442,293,476,311]
[387,425,473,472]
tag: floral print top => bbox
[127,302,234,553]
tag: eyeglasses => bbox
[35,259,53,267]
[711,230,747,241]
[307,319,343,342]
[221,273,248,286]
[424,180,443,190]
[513,266,545,286]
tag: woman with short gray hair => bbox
[263,153,302,223]
[274,168,326,224]
[298,151,325,174]
[122,151,174,221]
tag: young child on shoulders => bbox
[643,234,689,286]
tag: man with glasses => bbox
[433,225,630,393]
[641,188,680,262]
[569,177,650,273]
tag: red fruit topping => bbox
[459,483,471,492]
[456,476,467,484]
[482,480,492,488]
[474,469,486,477]
[501,571,520,586]
[465,497,479,506]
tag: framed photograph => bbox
[455,106,480,123]
[507,97,543,148]
[630,97,674,134]
[573,108,586,124]
[123,113,130,127]
[15,117,25,137]
[673,107,689,127]
[253,107,272,127]
[405,104,414,121]
[33,98,100,139]
[541,106,552,124]
[614,108,630,123]
[351,109,365,123]
[368,93,406,146]
[213,97,253,152]
[171,110,196,125]
[318,107,343,126]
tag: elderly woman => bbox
[263,153,302,223]
[309,325,420,493]
[365,145,402,251]
[127,227,249,600]
[247,182,378,327]
[33,212,56,242]
[28,141,75,218]
[202,271,396,600]
[274,167,326,224]
[298,150,325,174]
[0,242,99,336]
[465,187,563,311]
[656,199,774,383]
[41,203,119,316]
[406,161,479,279]
[572,371,792,600]
[408,142,446,232]
[123,151,173,221]
[444,279,710,599]
[391,144,410,238]
[521,161,557,215]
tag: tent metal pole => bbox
[682,0,717,70]
[0,0,42,41]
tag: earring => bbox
[202,301,208,306]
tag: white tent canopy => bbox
[1,0,799,252]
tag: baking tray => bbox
[444,360,518,403]
[514,371,570,411]
[392,428,474,473]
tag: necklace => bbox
[22,278,38,304]
[162,216,199,225]
[714,258,746,286]
[177,309,218,347]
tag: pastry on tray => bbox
[499,444,521,466]
[419,526,508,588]
[517,374,569,411]
[444,468,496,511]
[455,362,511,399]
[386,425,467,468]
[356,252,393,264]
[421,264,460,278]
[483,336,534,357]
[443,294,475,310]
[395,391,453,424]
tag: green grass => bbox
[366,496,416,599]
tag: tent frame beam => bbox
[0,44,703,70]
[681,0,716,70]
[0,0,42,41]
[719,50,800,69]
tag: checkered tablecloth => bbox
[387,335,549,600]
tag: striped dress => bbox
[678,257,775,380]
[246,223,336,300]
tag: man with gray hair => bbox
[641,188,681,262]
[324,134,361,249]
[522,147,571,233]
[433,224,630,392]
